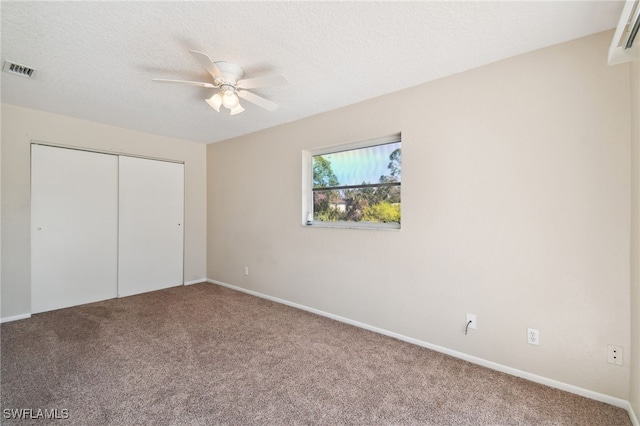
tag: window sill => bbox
[303,221,401,231]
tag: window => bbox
[304,135,401,229]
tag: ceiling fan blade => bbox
[189,50,224,81]
[152,78,216,88]
[237,90,279,111]
[236,74,288,90]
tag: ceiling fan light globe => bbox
[206,93,222,112]
[230,104,245,115]
[221,91,240,109]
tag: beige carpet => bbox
[1,283,632,425]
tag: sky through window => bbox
[321,142,401,186]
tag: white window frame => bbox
[302,133,401,230]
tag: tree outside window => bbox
[312,141,401,226]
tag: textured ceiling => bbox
[1,1,624,144]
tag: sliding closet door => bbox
[118,156,184,297]
[31,145,118,313]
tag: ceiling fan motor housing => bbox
[214,61,244,85]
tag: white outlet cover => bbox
[466,313,476,329]
[527,328,539,345]
[607,345,623,365]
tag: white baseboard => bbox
[184,279,207,286]
[207,278,632,414]
[1,313,31,323]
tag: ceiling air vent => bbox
[3,60,36,79]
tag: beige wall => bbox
[630,59,640,420]
[1,104,207,319]
[207,31,632,399]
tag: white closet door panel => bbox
[31,145,118,313]
[118,156,184,297]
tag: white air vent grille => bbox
[3,60,36,78]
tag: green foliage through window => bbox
[312,141,401,226]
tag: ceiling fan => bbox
[153,50,287,115]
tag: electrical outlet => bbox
[527,328,539,345]
[244,266,249,276]
[466,313,476,330]
[607,345,623,365]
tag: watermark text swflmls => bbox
[3,408,69,420]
